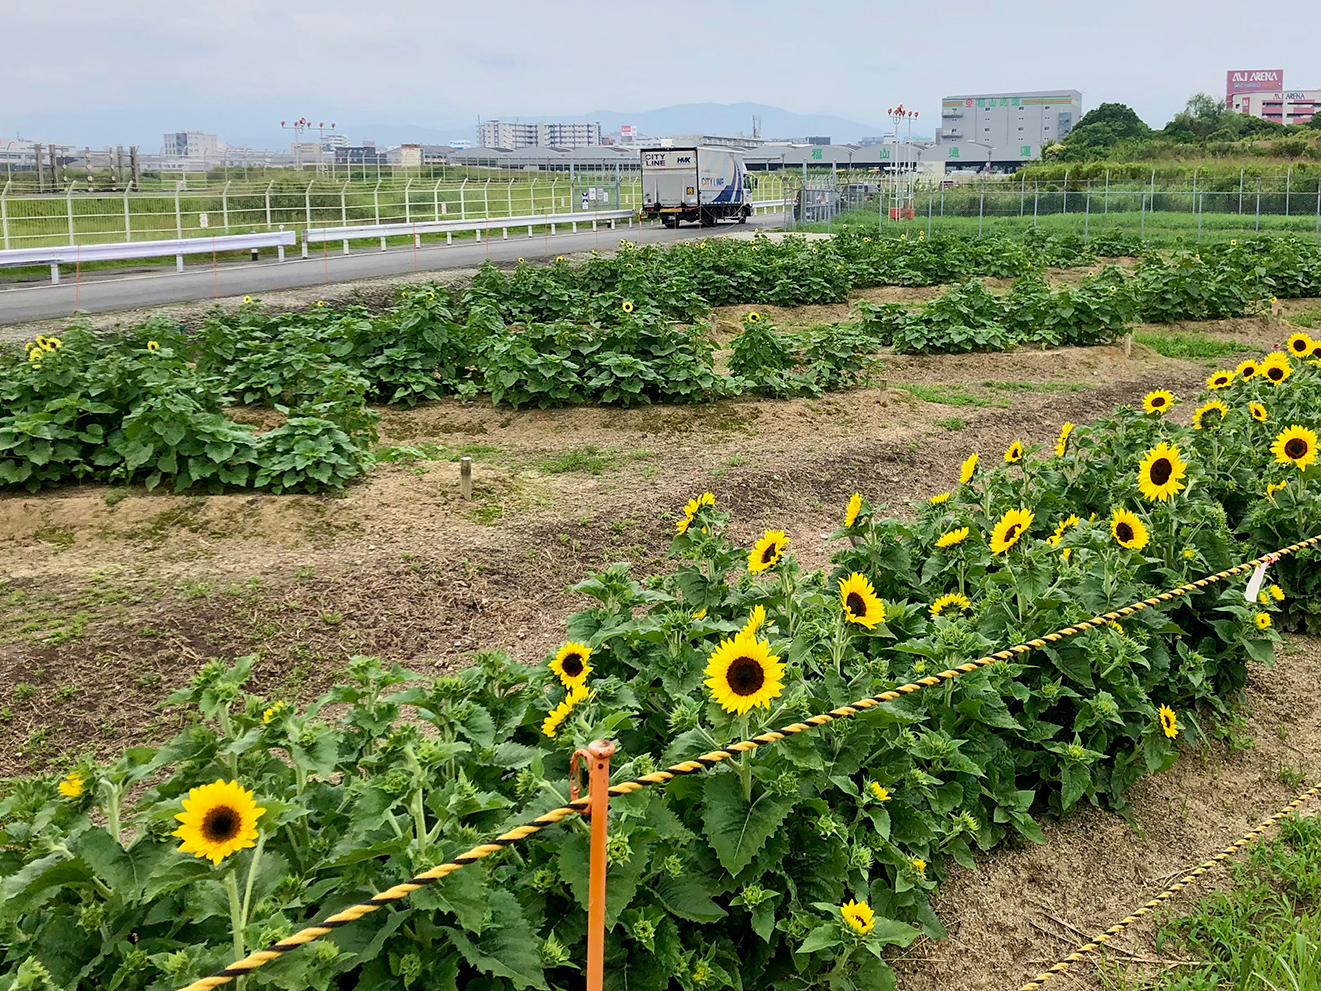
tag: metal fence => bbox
[0,173,792,250]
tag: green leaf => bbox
[654,872,727,922]
[443,889,547,990]
[798,922,842,954]
[557,832,652,927]
[701,773,795,875]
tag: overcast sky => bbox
[3,0,1313,148]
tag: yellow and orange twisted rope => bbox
[176,533,1321,991]
[1019,777,1321,989]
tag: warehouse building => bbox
[476,120,602,150]
[1232,89,1319,125]
[937,90,1082,167]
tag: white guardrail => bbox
[301,210,635,255]
[0,231,297,284]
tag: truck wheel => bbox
[737,207,749,224]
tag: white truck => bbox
[640,146,752,227]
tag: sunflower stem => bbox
[223,869,245,970]
[240,832,266,937]
[778,567,797,637]
[735,717,752,802]
[831,611,850,675]
[104,781,122,848]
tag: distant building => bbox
[334,145,390,166]
[1226,69,1284,107]
[669,133,765,150]
[163,131,221,161]
[477,120,602,149]
[856,135,892,147]
[1232,89,1319,125]
[937,90,1082,166]
[447,139,473,150]
[320,133,350,151]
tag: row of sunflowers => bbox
[4,332,1320,991]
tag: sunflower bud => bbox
[161,951,194,981]
[77,899,104,932]
[606,833,633,865]
[848,845,874,872]
[312,941,340,964]
[541,931,572,967]
[626,917,657,949]
[393,952,422,986]
[531,867,559,892]
[814,812,845,839]
[663,855,684,877]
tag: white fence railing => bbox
[301,210,635,255]
[0,231,297,283]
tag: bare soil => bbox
[1,292,1317,988]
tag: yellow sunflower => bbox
[742,604,767,637]
[1054,422,1074,457]
[935,526,970,548]
[1266,480,1288,500]
[1286,332,1313,358]
[959,452,978,484]
[621,300,634,313]
[1270,583,1285,601]
[841,899,876,935]
[1004,440,1024,464]
[989,508,1034,554]
[748,530,789,573]
[1137,442,1188,502]
[844,492,863,528]
[173,779,266,865]
[58,772,84,799]
[1192,399,1228,430]
[839,573,886,629]
[1271,425,1318,471]
[746,311,762,324]
[869,782,892,802]
[704,632,785,715]
[1205,369,1234,390]
[147,340,160,352]
[1259,352,1292,386]
[542,685,589,738]
[675,492,715,534]
[930,592,971,617]
[1142,390,1174,416]
[262,701,286,724]
[930,490,951,506]
[1237,358,1259,380]
[549,642,593,689]
[243,295,252,304]
[1111,508,1149,550]
[1255,612,1271,631]
[1158,705,1178,739]
[1250,402,1267,422]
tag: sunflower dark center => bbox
[727,657,765,696]
[845,592,867,616]
[1285,438,1309,459]
[1004,524,1022,542]
[1269,367,1284,380]
[201,806,241,843]
[1215,376,1229,385]
[560,652,584,678]
[1293,341,1307,353]
[1149,458,1173,486]
[760,542,780,564]
[1116,522,1134,542]
[1152,397,1167,408]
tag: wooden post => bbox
[1123,332,1133,358]
[459,457,473,500]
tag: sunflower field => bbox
[5,229,1321,494]
[4,331,1321,991]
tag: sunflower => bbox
[1055,422,1074,457]
[748,530,789,573]
[243,295,252,304]
[58,772,84,799]
[1237,358,1259,380]
[1270,583,1285,602]
[869,782,892,802]
[1206,369,1234,390]
[930,491,950,506]
[959,452,978,484]
[1259,352,1292,385]
[1158,705,1178,739]
[1255,612,1271,631]
[930,592,971,617]
[1192,399,1228,430]
[147,340,160,351]
[742,604,767,637]
[542,685,589,738]
[550,642,593,689]
[1250,402,1267,422]
[1137,443,1188,502]
[675,492,715,534]
[1142,390,1174,415]
[1111,508,1149,550]
[704,632,785,715]
[989,508,1034,554]
[911,858,927,874]
[1271,425,1318,471]
[1266,480,1288,500]
[1287,332,1313,358]
[173,779,266,865]
[839,573,886,628]
[621,300,634,313]
[843,492,863,528]
[745,311,762,323]
[1004,440,1024,464]
[262,701,286,724]
[841,899,876,935]
[935,526,970,548]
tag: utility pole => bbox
[34,143,44,192]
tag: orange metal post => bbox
[571,740,616,991]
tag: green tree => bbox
[1055,103,1152,160]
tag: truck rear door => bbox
[641,148,699,210]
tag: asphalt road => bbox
[0,215,784,326]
